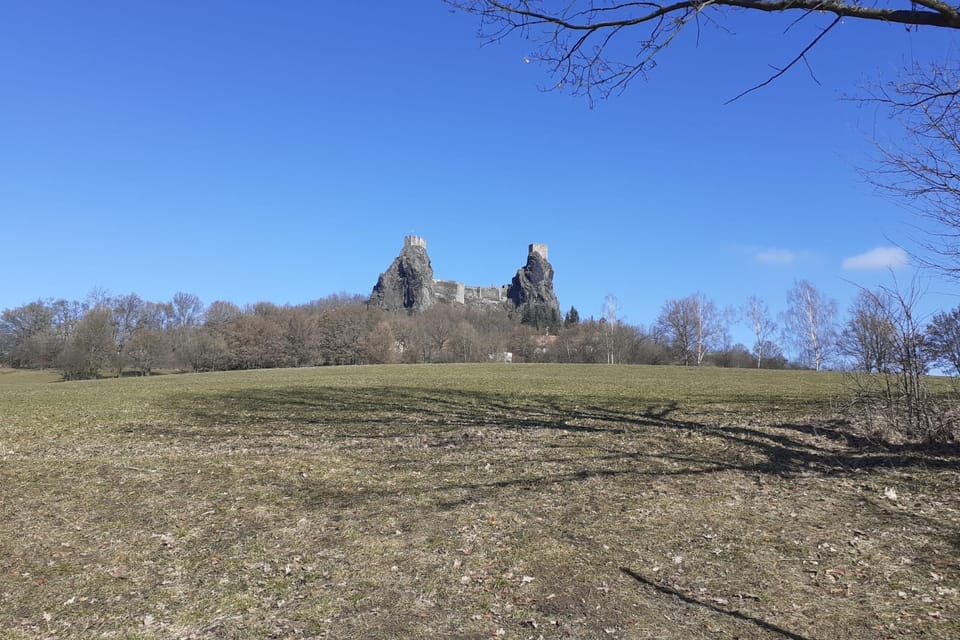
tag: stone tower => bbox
[506,242,561,328]
[404,235,426,249]
[368,236,435,312]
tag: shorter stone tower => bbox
[529,243,548,260]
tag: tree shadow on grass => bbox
[164,383,960,474]
[157,384,960,526]
[154,384,960,603]
[619,568,814,640]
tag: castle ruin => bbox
[403,235,426,249]
[529,243,548,260]
[368,236,561,326]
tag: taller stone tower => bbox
[368,236,435,312]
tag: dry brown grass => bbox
[1,364,958,639]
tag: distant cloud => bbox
[842,247,909,271]
[755,248,797,265]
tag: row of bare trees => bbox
[0,292,205,379]
[0,293,537,376]
[3,282,959,380]
[653,279,960,379]
[654,281,828,370]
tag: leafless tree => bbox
[226,314,288,369]
[782,280,837,371]
[124,328,167,375]
[110,293,146,376]
[844,279,951,441]
[448,1,960,104]
[877,282,933,435]
[656,293,723,366]
[448,3,960,280]
[308,292,368,311]
[364,320,399,364]
[281,306,321,367]
[316,305,381,365]
[601,294,622,364]
[421,304,460,361]
[691,293,725,366]
[924,306,960,375]
[711,343,754,368]
[742,295,777,368]
[138,301,174,332]
[863,61,960,278]
[172,292,203,328]
[452,320,481,362]
[182,329,231,372]
[656,297,696,366]
[0,301,57,368]
[838,288,898,373]
[204,300,242,328]
[49,299,84,352]
[386,314,422,364]
[755,340,788,369]
[59,308,116,380]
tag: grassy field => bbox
[1,364,957,639]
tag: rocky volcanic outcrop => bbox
[369,237,561,327]
[368,237,434,312]
[506,245,562,327]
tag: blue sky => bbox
[2,2,959,348]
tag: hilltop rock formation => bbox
[369,237,561,327]
[368,236,434,312]
[507,244,562,328]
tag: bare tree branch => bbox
[860,61,960,279]
[470,0,960,31]
[448,1,960,103]
[724,15,840,104]
[451,2,960,286]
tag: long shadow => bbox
[163,384,960,476]
[156,384,960,517]
[619,568,813,640]
[143,379,960,637]
[155,382,960,554]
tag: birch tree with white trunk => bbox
[783,280,837,371]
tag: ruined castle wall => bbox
[464,285,508,306]
[434,280,508,308]
[433,280,465,305]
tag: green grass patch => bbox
[0,368,63,386]
[1,364,958,638]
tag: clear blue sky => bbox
[2,2,958,348]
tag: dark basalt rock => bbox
[369,238,560,327]
[368,238,434,312]
[507,247,562,328]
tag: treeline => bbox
[2,280,959,380]
[649,281,960,378]
[0,290,777,378]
